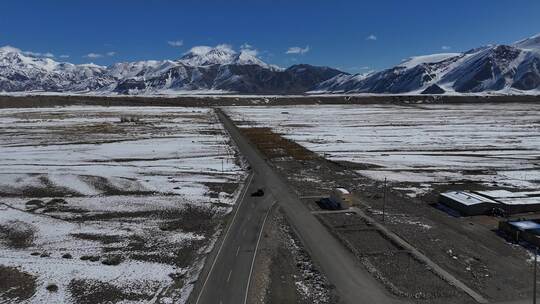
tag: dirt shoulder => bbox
[249,207,339,304]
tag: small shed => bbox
[330,188,353,209]
[499,219,540,247]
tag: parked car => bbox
[317,198,342,210]
[251,189,264,197]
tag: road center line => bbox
[194,173,254,304]
[243,200,276,304]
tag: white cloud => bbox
[184,44,235,56]
[22,51,39,56]
[183,43,262,59]
[286,45,310,55]
[441,45,451,50]
[186,46,213,55]
[0,46,55,58]
[241,43,253,50]
[23,50,55,58]
[84,53,103,59]
[83,51,115,59]
[347,66,371,72]
[0,46,21,53]
[215,44,233,51]
[167,40,184,47]
[240,43,258,56]
[241,48,258,57]
[59,54,70,58]
[366,34,377,41]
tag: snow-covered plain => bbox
[0,106,242,196]
[0,106,245,303]
[226,103,540,196]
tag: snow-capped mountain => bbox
[177,44,280,70]
[0,44,341,94]
[107,60,178,79]
[109,45,297,94]
[514,33,540,51]
[0,46,115,92]
[315,33,540,94]
[2,33,540,95]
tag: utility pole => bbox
[535,247,538,304]
[383,177,387,223]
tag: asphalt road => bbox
[190,171,276,304]
[214,108,404,304]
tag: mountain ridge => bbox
[315,33,540,94]
[0,45,343,95]
[1,33,540,95]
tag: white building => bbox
[330,188,353,209]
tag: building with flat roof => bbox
[499,219,540,247]
[439,190,540,216]
[439,191,500,216]
[474,190,540,214]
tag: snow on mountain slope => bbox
[514,33,540,52]
[2,33,540,95]
[178,44,281,71]
[108,60,178,79]
[314,54,464,94]
[398,53,461,69]
[438,45,526,92]
[0,44,319,94]
[108,46,338,94]
[317,33,540,94]
[179,45,237,66]
[311,73,370,93]
[0,46,114,92]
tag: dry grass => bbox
[68,279,155,304]
[0,220,36,248]
[241,127,316,161]
[0,265,37,301]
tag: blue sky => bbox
[1,0,539,73]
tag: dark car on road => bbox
[251,189,264,197]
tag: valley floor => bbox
[226,103,540,196]
[2,100,540,303]
[0,107,246,303]
[225,103,540,303]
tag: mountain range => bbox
[315,33,540,95]
[1,33,539,95]
[0,44,343,95]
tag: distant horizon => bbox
[1,0,539,73]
